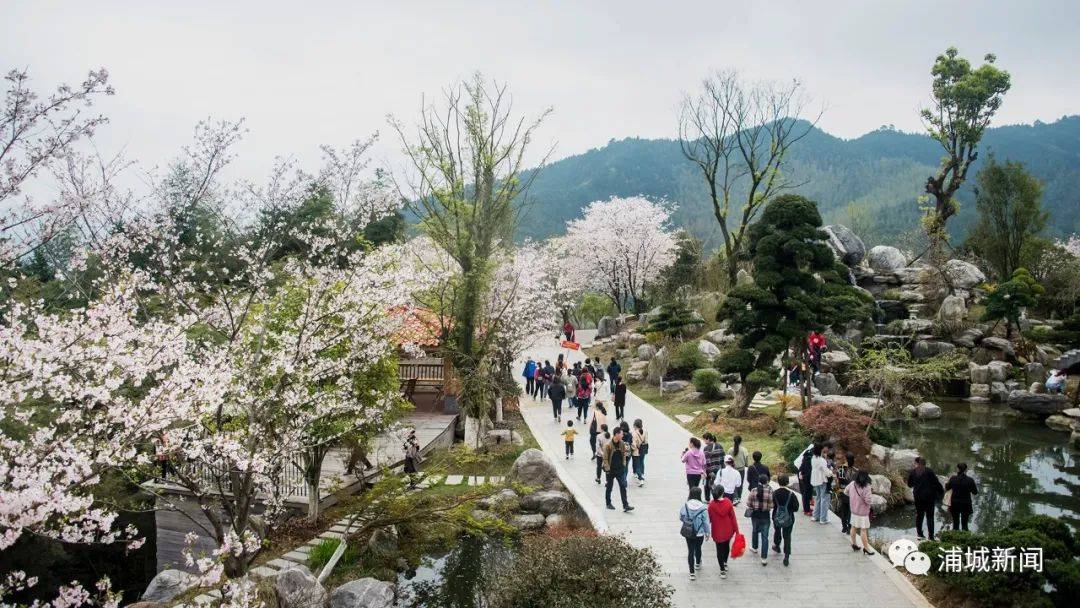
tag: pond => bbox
[869,399,1080,543]
[394,536,512,608]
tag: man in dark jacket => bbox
[613,377,628,420]
[797,444,815,516]
[907,457,944,540]
[548,374,567,422]
[945,462,978,531]
[602,427,634,512]
[606,358,622,392]
[746,451,770,492]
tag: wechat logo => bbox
[889,538,931,575]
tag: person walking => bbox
[575,367,593,421]
[747,471,774,566]
[811,443,834,524]
[716,455,742,500]
[548,372,567,422]
[795,441,816,516]
[539,359,554,400]
[561,420,577,459]
[531,364,543,399]
[618,420,633,488]
[702,433,725,500]
[708,482,739,579]
[522,357,537,397]
[730,435,748,502]
[770,474,799,566]
[606,357,622,393]
[945,462,978,531]
[613,376,627,420]
[845,470,876,555]
[907,456,944,540]
[836,453,858,534]
[679,487,711,580]
[587,403,607,456]
[682,437,706,490]
[746,451,770,493]
[594,425,610,484]
[563,320,576,343]
[631,418,648,486]
[602,427,634,512]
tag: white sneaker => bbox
[761,558,768,566]
[689,572,696,580]
[720,569,727,580]
[749,547,758,554]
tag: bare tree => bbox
[390,73,551,425]
[678,70,819,284]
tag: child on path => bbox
[561,420,577,459]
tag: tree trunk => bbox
[303,448,326,524]
[729,381,758,418]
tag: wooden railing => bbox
[174,456,308,498]
[399,357,444,384]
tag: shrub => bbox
[921,515,1078,607]
[779,426,812,471]
[691,368,725,399]
[797,403,871,459]
[868,423,900,447]
[667,341,707,378]
[485,533,673,608]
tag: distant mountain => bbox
[517,116,1080,249]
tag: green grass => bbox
[423,408,537,476]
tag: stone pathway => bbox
[517,334,929,608]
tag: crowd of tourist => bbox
[520,338,981,582]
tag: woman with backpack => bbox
[679,486,711,580]
[845,470,876,555]
[708,482,739,579]
[771,474,799,567]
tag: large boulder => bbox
[969,363,990,384]
[636,344,656,361]
[697,339,721,362]
[899,319,934,334]
[331,578,395,608]
[511,513,547,531]
[646,347,669,386]
[895,265,931,285]
[812,394,881,414]
[822,350,852,373]
[943,259,986,290]
[980,337,1015,358]
[520,490,572,515]
[813,372,841,396]
[866,245,907,272]
[509,449,562,491]
[869,474,892,496]
[366,525,399,558]
[990,381,1009,402]
[969,383,991,400]
[986,361,1012,383]
[823,224,866,266]
[869,494,889,515]
[703,328,735,346]
[478,488,519,511]
[912,340,956,360]
[736,269,753,286]
[1045,415,1075,432]
[142,570,197,604]
[888,449,920,475]
[626,333,647,347]
[275,565,328,608]
[626,360,649,382]
[953,327,985,348]
[1007,391,1070,416]
[597,316,619,338]
[545,513,569,528]
[916,402,942,419]
[937,295,967,323]
[1024,362,1046,386]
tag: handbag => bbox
[744,506,753,518]
[640,442,649,455]
[730,532,746,558]
[942,489,953,509]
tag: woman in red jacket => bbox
[708,491,739,578]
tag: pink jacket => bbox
[682,448,706,475]
[845,482,873,517]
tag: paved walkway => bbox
[517,334,929,608]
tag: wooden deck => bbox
[152,411,457,572]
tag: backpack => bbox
[595,366,606,382]
[680,506,704,539]
[773,490,795,528]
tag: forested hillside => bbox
[518,116,1080,248]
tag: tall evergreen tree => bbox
[966,157,1046,281]
[717,194,870,416]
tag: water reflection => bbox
[397,536,512,608]
[870,400,1079,542]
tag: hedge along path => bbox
[516,331,931,608]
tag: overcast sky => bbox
[5,0,1079,184]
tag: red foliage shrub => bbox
[798,403,871,459]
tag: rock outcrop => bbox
[509,449,563,491]
[1007,390,1070,415]
[331,578,395,608]
[275,565,328,608]
[142,570,197,604]
[866,246,906,272]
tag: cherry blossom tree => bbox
[563,196,679,313]
[1,68,115,269]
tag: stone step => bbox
[283,550,309,563]
[444,474,464,485]
[266,558,295,570]
[250,565,278,578]
[318,530,345,540]
[488,476,503,484]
